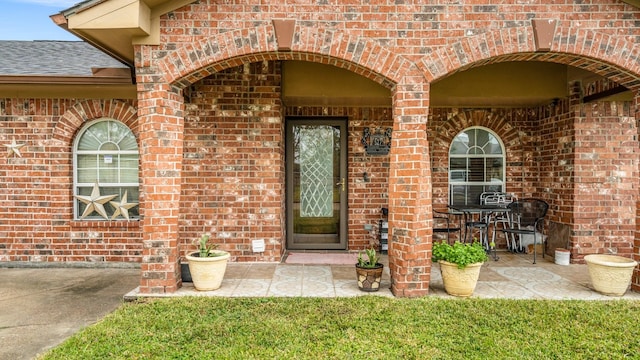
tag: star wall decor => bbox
[4,138,25,158]
[74,182,118,220]
[109,190,138,220]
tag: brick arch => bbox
[419,25,640,91]
[430,109,523,154]
[157,24,415,90]
[52,100,138,144]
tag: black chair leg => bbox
[533,235,536,264]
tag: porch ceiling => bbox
[282,61,632,108]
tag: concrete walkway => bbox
[0,267,139,360]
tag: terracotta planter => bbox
[439,260,483,297]
[584,254,638,296]
[185,250,230,291]
[355,264,384,292]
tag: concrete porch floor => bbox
[125,251,640,300]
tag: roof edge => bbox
[0,74,133,85]
[52,0,197,65]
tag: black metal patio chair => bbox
[501,198,549,264]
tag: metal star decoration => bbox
[74,182,118,220]
[4,138,25,158]
[109,190,138,220]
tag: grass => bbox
[41,297,639,359]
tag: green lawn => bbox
[41,297,639,359]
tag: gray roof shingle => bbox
[0,40,128,77]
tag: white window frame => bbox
[73,118,139,220]
[448,126,505,205]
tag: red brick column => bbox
[137,82,185,294]
[633,91,640,292]
[387,78,432,297]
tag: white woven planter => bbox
[584,254,637,296]
[439,260,483,297]
[185,250,230,291]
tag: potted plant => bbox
[355,248,384,292]
[584,254,638,296]
[185,233,230,291]
[432,241,488,297]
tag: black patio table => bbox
[447,204,511,260]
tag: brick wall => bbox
[0,98,141,264]
[5,0,640,296]
[1,95,635,269]
[536,100,638,261]
[181,62,285,262]
[167,1,640,57]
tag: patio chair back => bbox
[507,198,549,229]
[482,192,517,206]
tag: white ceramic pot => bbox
[584,254,638,296]
[185,250,230,291]
[439,260,483,297]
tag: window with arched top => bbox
[73,119,139,220]
[449,127,505,205]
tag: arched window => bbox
[73,119,139,220]
[449,127,505,205]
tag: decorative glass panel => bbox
[299,126,334,217]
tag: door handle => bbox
[336,178,345,192]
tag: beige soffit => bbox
[51,0,195,65]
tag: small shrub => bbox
[432,241,488,269]
[357,248,381,268]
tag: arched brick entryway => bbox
[137,23,433,296]
[136,17,640,295]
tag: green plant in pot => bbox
[355,248,384,292]
[432,241,488,297]
[185,233,231,291]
